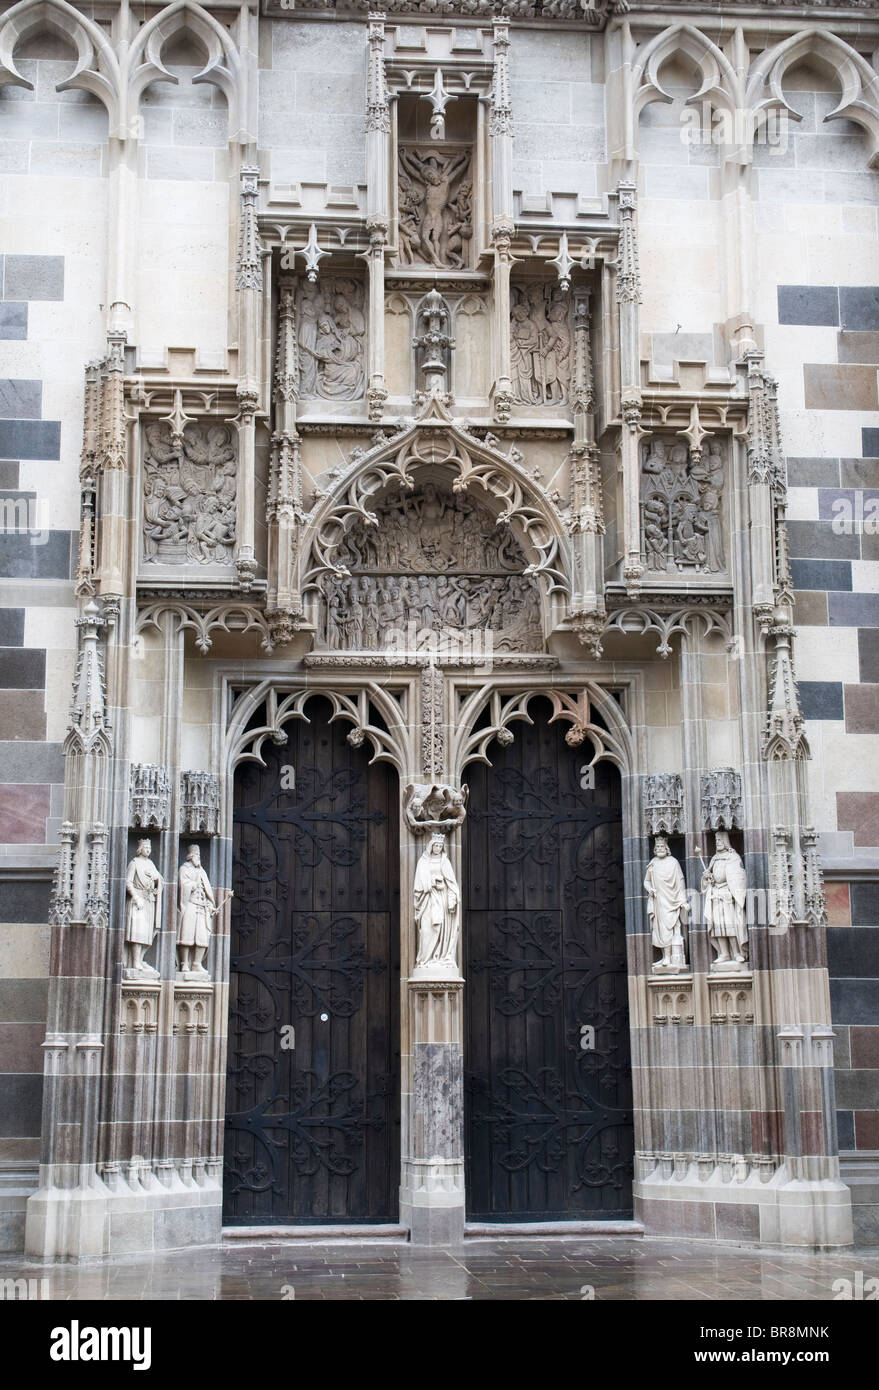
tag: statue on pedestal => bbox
[412,832,461,979]
[701,830,748,971]
[176,844,218,980]
[124,839,163,980]
[645,834,689,972]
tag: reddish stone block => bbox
[825,881,851,927]
[0,784,49,843]
[751,1110,784,1154]
[854,1111,879,1149]
[844,684,879,735]
[851,1027,879,1069]
[837,792,879,850]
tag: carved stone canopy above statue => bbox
[398,145,473,270]
[142,421,237,567]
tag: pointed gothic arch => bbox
[0,0,121,125]
[127,0,244,142]
[748,28,879,167]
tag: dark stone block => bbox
[836,1109,855,1149]
[850,1027,879,1069]
[0,978,48,1022]
[715,1202,760,1242]
[0,304,27,340]
[0,648,44,689]
[836,1070,879,1109]
[817,488,879,524]
[3,255,64,302]
[0,381,41,419]
[0,1073,42,1137]
[790,558,852,591]
[851,882,879,927]
[840,286,879,332]
[0,531,73,580]
[830,592,879,626]
[798,681,844,720]
[0,464,18,489]
[827,926,879,977]
[0,420,59,461]
[830,978,879,1026]
[0,610,24,645]
[787,519,860,559]
[787,457,840,488]
[0,876,50,923]
[777,285,839,326]
[863,429,879,458]
[859,630,879,683]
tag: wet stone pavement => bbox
[3,1237,879,1300]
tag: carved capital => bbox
[404,782,468,836]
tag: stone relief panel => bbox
[398,147,472,269]
[297,277,366,401]
[510,284,572,407]
[317,485,542,653]
[640,436,726,575]
[142,422,237,567]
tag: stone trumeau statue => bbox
[644,834,690,973]
[412,832,462,979]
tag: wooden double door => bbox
[224,697,400,1225]
[463,698,634,1222]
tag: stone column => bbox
[234,164,263,590]
[365,12,390,421]
[615,182,644,591]
[399,783,467,1245]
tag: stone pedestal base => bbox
[403,978,465,1246]
[25,1161,223,1259]
[634,1153,854,1248]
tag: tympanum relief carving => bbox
[510,284,571,406]
[297,277,366,401]
[398,147,472,269]
[317,485,542,652]
[142,422,237,566]
[640,437,726,575]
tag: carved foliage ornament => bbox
[142,422,237,567]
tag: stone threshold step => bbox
[465,1220,645,1238]
[223,1225,408,1242]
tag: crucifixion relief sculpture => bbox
[645,834,690,973]
[297,277,366,401]
[142,422,237,566]
[123,839,163,980]
[318,485,543,652]
[398,147,472,268]
[640,435,726,574]
[510,284,572,406]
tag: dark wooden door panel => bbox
[224,697,400,1224]
[464,699,634,1221]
